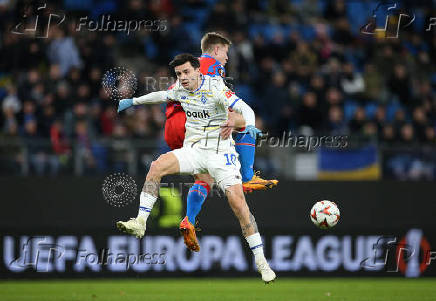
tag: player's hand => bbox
[243,125,263,139]
[117,98,133,113]
[220,119,234,139]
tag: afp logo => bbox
[360,229,435,277]
[360,2,415,38]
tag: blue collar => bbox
[192,74,205,93]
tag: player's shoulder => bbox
[199,54,217,66]
[199,54,225,77]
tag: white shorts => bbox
[172,146,242,192]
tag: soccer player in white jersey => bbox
[116,53,276,283]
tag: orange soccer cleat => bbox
[179,216,200,252]
[242,171,279,193]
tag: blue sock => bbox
[235,132,255,182]
[186,181,210,224]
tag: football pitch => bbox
[1,278,435,301]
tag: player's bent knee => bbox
[146,160,161,180]
[148,153,180,179]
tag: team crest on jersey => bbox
[200,93,207,104]
[225,90,235,99]
[218,68,224,76]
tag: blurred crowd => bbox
[0,0,435,176]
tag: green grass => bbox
[1,278,435,301]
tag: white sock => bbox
[245,233,265,261]
[137,192,157,221]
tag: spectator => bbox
[363,63,385,103]
[388,64,412,107]
[326,105,347,135]
[425,126,435,144]
[47,27,82,77]
[381,124,396,145]
[324,0,346,20]
[261,72,289,131]
[349,107,366,134]
[325,87,343,110]
[374,106,387,133]
[399,124,416,144]
[297,92,323,131]
[2,85,21,114]
[289,42,318,83]
[341,62,365,101]
[412,107,429,142]
[308,74,326,105]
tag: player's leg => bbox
[180,173,214,252]
[116,152,180,238]
[235,132,279,193]
[185,174,213,224]
[208,149,275,283]
[235,132,255,182]
[225,183,276,283]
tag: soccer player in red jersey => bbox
[118,33,278,252]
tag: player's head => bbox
[201,32,231,65]
[169,53,201,91]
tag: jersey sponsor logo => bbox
[185,109,210,119]
[225,90,235,99]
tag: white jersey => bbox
[167,75,241,152]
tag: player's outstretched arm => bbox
[117,91,168,113]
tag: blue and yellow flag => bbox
[318,145,380,180]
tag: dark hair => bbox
[169,53,200,69]
[201,32,231,53]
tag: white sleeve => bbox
[132,91,168,105]
[231,98,255,127]
[213,77,255,127]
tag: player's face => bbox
[214,44,229,65]
[174,62,201,91]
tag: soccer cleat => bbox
[116,217,146,239]
[179,216,200,252]
[242,171,278,193]
[256,257,276,283]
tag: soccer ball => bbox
[310,200,340,229]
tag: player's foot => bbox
[242,171,278,193]
[116,217,146,239]
[256,257,276,283]
[179,216,200,252]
